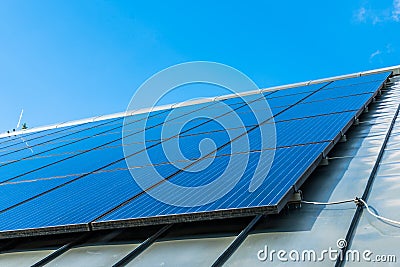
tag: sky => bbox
[0,0,399,132]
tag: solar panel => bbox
[0,71,392,238]
[94,143,330,227]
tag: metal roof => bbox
[0,67,400,266]
[2,65,399,139]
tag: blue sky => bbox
[0,0,399,132]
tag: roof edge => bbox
[1,64,399,138]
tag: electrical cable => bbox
[301,199,355,205]
[301,197,400,226]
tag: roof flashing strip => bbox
[1,65,398,139]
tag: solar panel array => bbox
[0,71,391,238]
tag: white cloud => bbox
[393,0,400,21]
[370,50,382,60]
[369,44,395,63]
[355,7,366,22]
[386,43,395,53]
[355,1,400,24]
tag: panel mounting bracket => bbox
[339,134,347,143]
[286,189,303,209]
[319,156,329,166]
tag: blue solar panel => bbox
[0,120,123,163]
[0,177,77,212]
[276,93,375,121]
[305,80,384,103]
[0,169,138,232]
[219,111,356,152]
[266,83,328,98]
[94,142,329,225]
[0,128,65,148]
[325,71,391,88]
[0,71,391,237]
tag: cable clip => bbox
[354,197,364,207]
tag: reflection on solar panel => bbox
[0,71,391,238]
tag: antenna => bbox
[16,109,24,129]
[12,109,33,154]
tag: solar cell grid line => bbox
[262,82,329,98]
[0,176,79,211]
[0,137,330,183]
[236,146,330,209]
[191,89,290,113]
[0,92,268,172]
[302,90,380,105]
[153,90,278,122]
[121,89,283,152]
[176,144,326,214]
[0,100,222,184]
[93,75,388,224]
[0,153,134,214]
[207,91,312,112]
[0,137,149,166]
[43,92,278,170]
[247,93,306,109]
[324,71,391,89]
[112,79,390,148]
[0,117,123,158]
[146,111,348,161]
[304,82,385,103]
[0,128,52,147]
[0,111,167,155]
[321,79,385,92]
[90,82,333,224]
[264,71,390,100]
[248,104,380,207]
[0,74,388,236]
[177,81,336,154]
[141,144,329,216]
[275,93,376,121]
[232,112,355,150]
[0,121,130,174]
[0,107,209,176]
[0,108,205,155]
[183,97,354,135]
[0,118,122,152]
[0,141,332,189]
[0,128,70,153]
[0,120,126,165]
[0,144,330,234]
[0,91,277,222]
[164,106,286,129]
[0,109,165,154]
[218,89,278,105]
[0,164,173,235]
[11,75,388,226]
[91,143,330,226]
[254,144,331,207]
[0,121,97,147]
